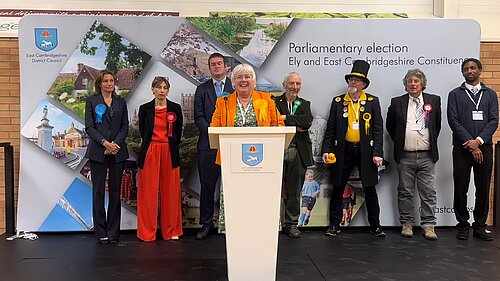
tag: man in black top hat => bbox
[321,60,385,237]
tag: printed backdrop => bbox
[18,15,479,231]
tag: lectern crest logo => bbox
[35,28,58,52]
[242,144,263,166]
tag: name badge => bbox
[411,123,422,131]
[472,110,483,121]
[352,122,359,130]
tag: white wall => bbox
[2,0,500,40]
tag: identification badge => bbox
[472,110,483,121]
[411,123,422,131]
[352,122,360,130]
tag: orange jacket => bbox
[210,90,284,164]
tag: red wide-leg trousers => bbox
[138,141,183,241]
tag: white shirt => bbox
[404,93,431,151]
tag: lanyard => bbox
[350,99,360,122]
[465,89,483,111]
[237,98,252,125]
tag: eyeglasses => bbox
[154,76,169,81]
[348,77,363,83]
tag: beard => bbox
[347,86,358,94]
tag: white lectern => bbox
[208,126,296,281]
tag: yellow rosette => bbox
[363,112,371,135]
[254,99,268,122]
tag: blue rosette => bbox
[95,104,107,124]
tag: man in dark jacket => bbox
[194,53,233,240]
[275,72,313,238]
[321,60,385,237]
[386,69,441,240]
[447,58,498,241]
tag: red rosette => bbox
[167,112,177,137]
[167,112,177,122]
[423,104,432,128]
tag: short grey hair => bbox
[231,64,256,85]
[403,69,427,91]
[282,72,302,85]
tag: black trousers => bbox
[90,157,124,239]
[282,147,306,226]
[329,142,381,229]
[452,145,493,229]
[197,149,221,226]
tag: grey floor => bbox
[1,227,499,281]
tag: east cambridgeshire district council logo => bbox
[34,28,58,52]
[242,144,263,167]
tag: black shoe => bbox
[325,225,341,237]
[473,228,493,241]
[456,227,469,240]
[98,237,109,244]
[196,224,213,240]
[370,227,386,237]
[284,225,301,238]
[108,238,119,244]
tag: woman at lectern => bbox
[136,76,183,242]
[84,70,129,244]
[210,63,284,232]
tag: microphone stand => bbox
[224,96,229,127]
[271,95,280,127]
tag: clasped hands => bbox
[103,140,120,155]
[464,139,483,163]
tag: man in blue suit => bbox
[194,53,233,240]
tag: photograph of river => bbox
[189,17,292,68]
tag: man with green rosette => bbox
[275,72,313,238]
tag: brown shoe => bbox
[284,225,301,238]
[401,223,413,238]
[423,226,438,240]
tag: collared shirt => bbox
[465,82,481,95]
[463,83,485,144]
[404,93,430,151]
[344,92,367,142]
[212,77,227,97]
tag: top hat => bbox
[345,60,370,89]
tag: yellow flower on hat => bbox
[335,97,341,102]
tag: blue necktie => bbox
[215,81,223,98]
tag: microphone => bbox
[271,95,279,127]
[224,96,229,127]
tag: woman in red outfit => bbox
[137,76,183,242]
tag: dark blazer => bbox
[447,82,498,146]
[85,94,129,163]
[137,99,183,169]
[321,93,383,187]
[194,78,233,150]
[275,93,314,167]
[386,92,441,163]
